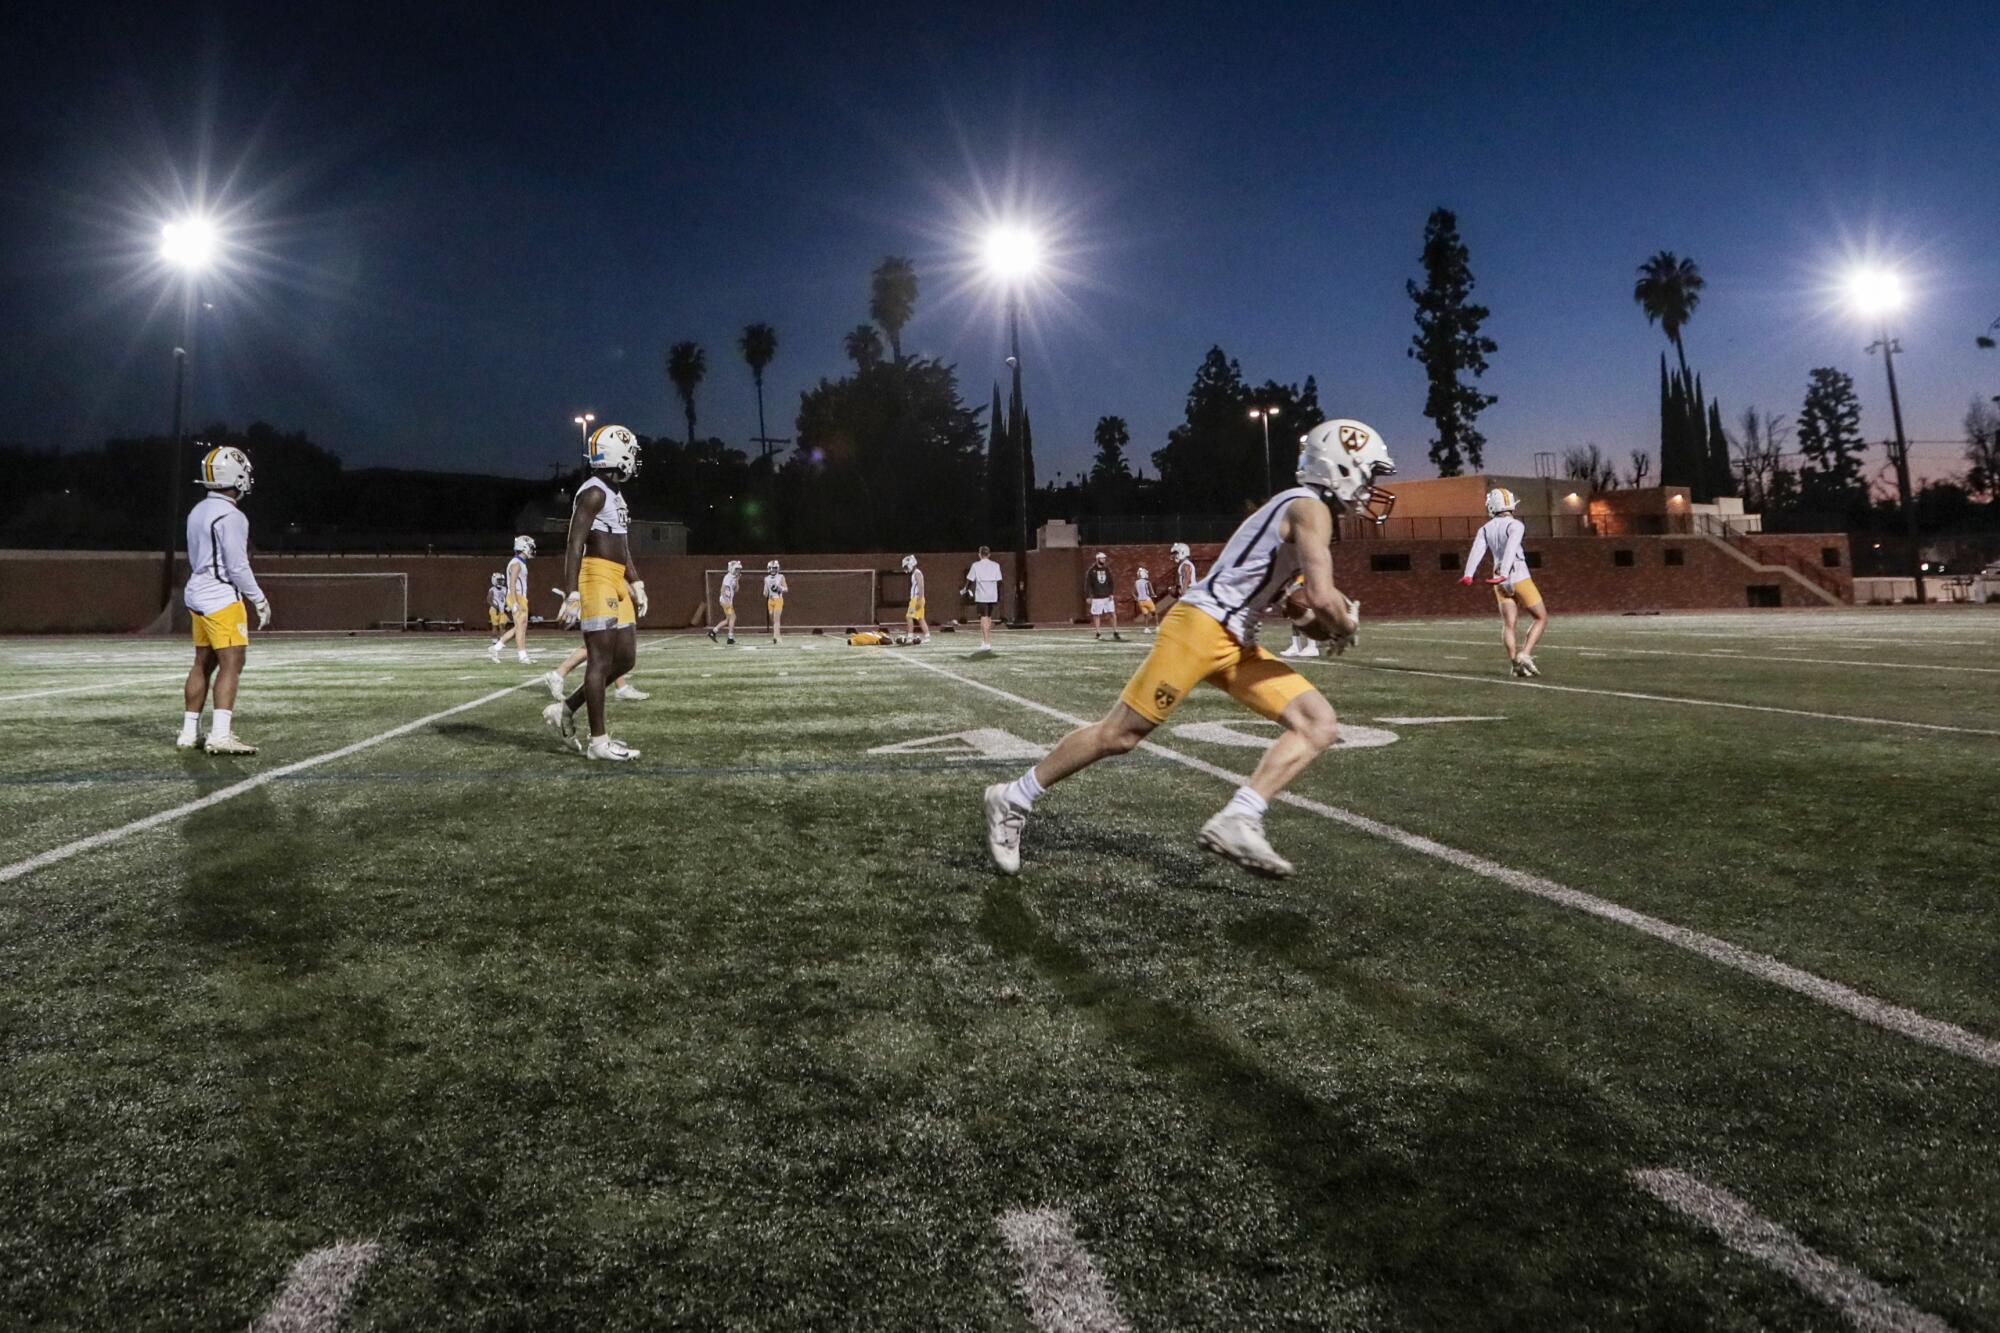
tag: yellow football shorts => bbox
[1118,602,1315,725]
[579,556,636,631]
[504,592,528,618]
[191,600,249,650]
[1494,577,1544,610]
[767,596,784,616]
[487,608,506,630]
[1137,598,1157,615]
[907,596,926,620]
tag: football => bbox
[1281,585,1358,647]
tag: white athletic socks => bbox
[213,708,234,737]
[1223,785,1268,821]
[179,711,201,743]
[1003,767,1046,811]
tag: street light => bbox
[1846,266,1923,603]
[982,223,1042,626]
[1248,405,1283,495]
[573,412,596,450]
[158,214,219,607]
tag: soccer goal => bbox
[703,568,878,631]
[252,573,410,631]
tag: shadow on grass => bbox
[979,887,1709,1330]
[178,775,339,976]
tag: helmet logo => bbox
[1338,424,1369,454]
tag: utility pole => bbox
[1008,294,1030,627]
[158,293,195,608]
[1867,325,1924,603]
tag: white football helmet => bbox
[1094,551,1108,563]
[490,573,504,588]
[1485,487,1518,516]
[587,424,642,481]
[513,534,536,558]
[727,559,743,573]
[900,554,917,573]
[767,559,781,572]
[194,444,253,495]
[1137,566,1150,579]
[1170,542,1190,563]
[1297,419,1396,523]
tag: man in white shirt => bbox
[178,444,270,754]
[965,546,1004,652]
[1461,487,1549,676]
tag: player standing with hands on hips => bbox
[178,444,270,754]
[1461,487,1549,677]
[544,424,647,761]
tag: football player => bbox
[1084,552,1122,641]
[491,535,535,663]
[984,419,1394,879]
[178,444,270,754]
[1168,541,1198,610]
[1461,487,1548,677]
[1132,566,1159,633]
[486,574,509,637]
[543,424,648,761]
[708,558,742,644]
[966,545,1003,653]
[764,560,787,644]
[901,554,930,644]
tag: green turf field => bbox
[2,609,1996,1330]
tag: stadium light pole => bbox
[1248,405,1282,495]
[573,412,595,452]
[157,216,218,608]
[983,225,1041,626]
[1847,267,1923,604]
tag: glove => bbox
[1325,597,1360,656]
[631,580,649,618]
[253,597,272,629]
[558,591,582,626]
[1459,575,1474,586]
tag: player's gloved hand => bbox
[253,597,272,629]
[631,580,649,618]
[558,591,582,626]
[1326,596,1360,656]
[1485,576,1506,585]
[1459,575,1474,586]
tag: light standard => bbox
[1248,405,1283,495]
[982,224,1041,626]
[1846,268,1923,603]
[157,216,218,606]
[572,412,596,452]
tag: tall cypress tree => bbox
[1659,355,1676,490]
[1707,399,1735,498]
[1690,373,1711,502]
[985,383,1010,540]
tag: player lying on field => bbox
[544,424,648,761]
[1461,487,1549,677]
[178,444,270,755]
[984,419,1396,878]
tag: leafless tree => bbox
[1729,407,1789,509]
[1964,396,2000,502]
[1563,443,1619,491]
[1627,449,1652,488]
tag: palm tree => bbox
[666,341,706,445]
[739,323,778,458]
[1633,252,1705,379]
[843,323,885,370]
[869,256,918,362]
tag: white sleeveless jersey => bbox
[1181,486,1316,644]
[1133,575,1153,601]
[764,572,787,599]
[720,570,739,601]
[505,555,528,599]
[576,475,629,535]
[1176,558,1197,592]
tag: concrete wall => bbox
[0,531,1850,634]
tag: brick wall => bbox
[0,532,1849,634]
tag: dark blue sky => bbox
[3,2,1995,487]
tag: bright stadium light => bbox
[981,225,1041,284]
[1844,266,1905,319]
[160,216,218,271]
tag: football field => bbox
[3,609,1997,1331]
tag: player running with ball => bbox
[1461,487,1549,677]
[984,419,1396,878]
[544,424,648,761]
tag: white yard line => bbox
[997,1209,1132,1333]
[1631,1171,1951,1333]
[0,675,183,703]
[1303,660,2000,737]
[1368,632,2000,675]
[249,1241,381,1333]
[888,652,2000,1069]
[0,684,531,885]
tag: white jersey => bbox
[1175,558,1197,594]
[764,572,787,599]
[182,494,264,616]
[1181,486,1316,644]
[575,475,629,535]
[720,570,740,602]
[505,555,529,600]
[488,584,506,612]
[1134,575,1154,602]
[968,558,1003,602]
[1466,515,1529,587]
[908,568,925,600]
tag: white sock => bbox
[179,711,201,740]
[1003,767,1045,811]
[1223,785,1267,821]
[213,708,233,737]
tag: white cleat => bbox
[542,701,581,752]
[1197,810,1294,879]
[613,683,650,701]
[517,652,533,665]
[586,735,640,761]
[175,734,200,750]
[983,782,1028,875]
[487,644,503,662]
[1295,643,1319,658]
[1515,654,1540,678]
[543,669,567,701]
[203,732,258,756]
